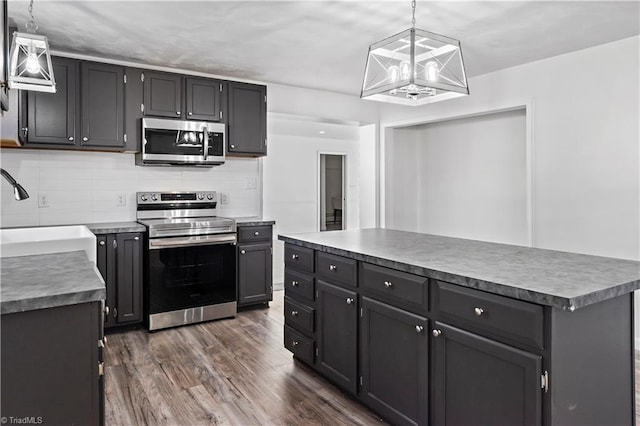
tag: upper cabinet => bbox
[143,71,225,121]
[227,82,267,156]
[21,56,128,150]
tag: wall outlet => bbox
[38,193,49,208]
[220,192,229,204]
[246,178,257,190]
[117,193,126,207]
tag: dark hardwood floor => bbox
[104,291,385,425]
[105,291,640,425]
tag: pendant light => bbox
[361,0,468,106]
[8,0,56,93]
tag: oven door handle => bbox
[149,234,237,249]
[203,126,209,161]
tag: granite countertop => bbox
[232,217,276,226]
[279,228,640,311]
[86,221,147,234]
[1,251,106,315]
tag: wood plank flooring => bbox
[106,291,640,425]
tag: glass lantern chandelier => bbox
[361,0,468,106]
[8,0,56,93]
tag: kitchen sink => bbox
[0,225,96,263]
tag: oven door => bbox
[146,234,236,316]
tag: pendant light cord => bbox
[411,0,416,29]
[26,0,38,33]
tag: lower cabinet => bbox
[96,232,143,330]
[431,321,542,426]
[237,224,273,307]
[1,301,104,425]
[316,280,358,393]
[360,297,429,426]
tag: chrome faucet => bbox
[1,168,30,201]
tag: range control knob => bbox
[151,194,158,201]
[197,193,204,200]
[140,194,148,202]
[207,193,214,200]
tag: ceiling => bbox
[7,1,640,97]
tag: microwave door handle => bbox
[203,127,209,161]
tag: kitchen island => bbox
[1,251,105,426]
[279,228,640,426]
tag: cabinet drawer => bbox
[316,252,357,288]
[360,263,428,312]
[284,296,314,335]
[284,325,314,365]
[284,244,314,273]
[434,281,544,350]
[284,269,315,302]
[238,225,272,243]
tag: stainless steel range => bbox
[137,191,237,331]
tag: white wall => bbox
[358,124,377,228]
[0,149,261,227]
[386,109,528,246]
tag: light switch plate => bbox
[38,193,49,208]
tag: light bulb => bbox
[399,61,412,80]
[387,65,400,83]
[425,61,439,82]
[25,52,41,74]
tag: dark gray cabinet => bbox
[360,297,428,426]
[143,71,224,122]
[227,82,267,156]
[96,232,143,330]
[316,280,358,394]
[431,321,542,426]
[1,301,103,425]
[237,224,273,307]
[22,57,126,150]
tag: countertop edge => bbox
[1,288,106,315]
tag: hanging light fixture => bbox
[8,0,56,93]
[361,0,468,106]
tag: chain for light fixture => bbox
[411,0,416,29]
[25,0,39,33]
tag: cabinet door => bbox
[431,321,542,426]
[186,77,223,121]
[96,235,117,329]
[360,297,428,426]
[81,62,124,147]
[143,71,183,118]
[227,82,266,155]
[25,56,77,145]
[238,242,273,306]
[316,280,358,393]
[115,233,143,324]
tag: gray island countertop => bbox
[1,250,105,314]
[279,228,640,310]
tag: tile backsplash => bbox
[0,149,262,227]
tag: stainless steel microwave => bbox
[136,118,225,166]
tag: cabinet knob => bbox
[230,144,235,149]
[176,111,181,115]
[292,340,299,347]
[82,137,89,142]
[346,297,354,305]
[241,249,246,254]
[103,336,107,345]
[99,241,106,246]
[474,307,484,317]
[415,325,424,333]
[291,254,299,260]
[134,236,139,241]
[329,264,337,271]
[104,305,109,316]
[432,329,442,337]
[291,310,298,317]
[292,280,299,287]
[254,231,260,236]
[188,112,193,116]
[68,136,74,141]
[384,281,393,288]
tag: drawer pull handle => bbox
[291,254,299,260]
[291,310,299,317]
[415,325,424,333]
[241,250,246,254]
[254,231,260,236]
[292,280,299,287]
[384,281,393,288]
[346,297,354,305]
[292,341,299,347]
[474,307,484,317]
[329,264,337,271]
[432,329,442,337]
[99,241,106,246]
[134,236,139,241]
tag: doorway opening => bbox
[319,153,346,231]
